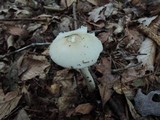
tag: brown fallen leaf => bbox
[47,83,61,96]
[0,90,22,119]
[97,32,111,43]
[17,54,50,81]
[54,69,77,111]
[124,28,143,52]
[8,26,28,36]
[77,0,93,13]
[75,103,94,115]
[57,96,76,112]
[96,57,119,106]
[121,68,140,83]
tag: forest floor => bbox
[0,0,160,120]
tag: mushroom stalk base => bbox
[80,67,96,92]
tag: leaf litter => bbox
[0,0,160,119]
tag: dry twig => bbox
[0,43,50,59]
[72,1,78,29]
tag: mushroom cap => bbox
[49,26,103,69]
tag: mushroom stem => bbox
[80,67,96,92]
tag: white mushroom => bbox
[49,26,103,92]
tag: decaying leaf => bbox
[57,96,75,112]
[15,0,38,9]
[121,68,139,83]
[137,16,157,27]
[87,0,98,6]
[125,96,140,119]
[107,18,124,35]
[47,83,61,96]
[54,69,77,111]
[88,3,117,22]
[61,0,76,8]
[134,89,160,116]
[8,26,28,36]
[15,9,32,18]
[98,32,111,43]
[137,25,160,46]
[27,24,41,33]
[0,90,22,119]
[59,17,73,32]
[75,103,94,115]
[14,109,30,120]
[77,0,93,13]
[96,57,119,106]
[124,28,143,51]
[113,80,134,96]
[17,54,50,81]
[136,37,156,73]
[0,62,8,73]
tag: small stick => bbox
[0,18,48,22]
[72,1,78,29]
[112,62,142,73]
[0,43,50,59]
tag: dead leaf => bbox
[27,24,41,33]
[87,0,98,6]
[124,28,143,52]
[8,26,28,36]
[97,32,110,43]
[134,89,160,116]
[54,69,76,95]
[15,0,27,5]
[47,83,61,96]
[61,0,76,8]
[57,96,76,111]
[59,17,72,32]
[15,9,32,18]
[15,0,38,9]
[88,3,117,22]
[88,5,106,22]
[21,85,31,106]
[17,54,50,81]
[75,103,94,115]
[125,96,140,119]
[0,62,8,73]
[77,1,93,13]
[137,16,157,26]
[96,57,119,106]
[0,90,22,119]
[87,21,105,28]
[14,109,30,120]
[107,19,124,35]
[137,37,156,73]
[121,68,139,83]
[54,69,77,111]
